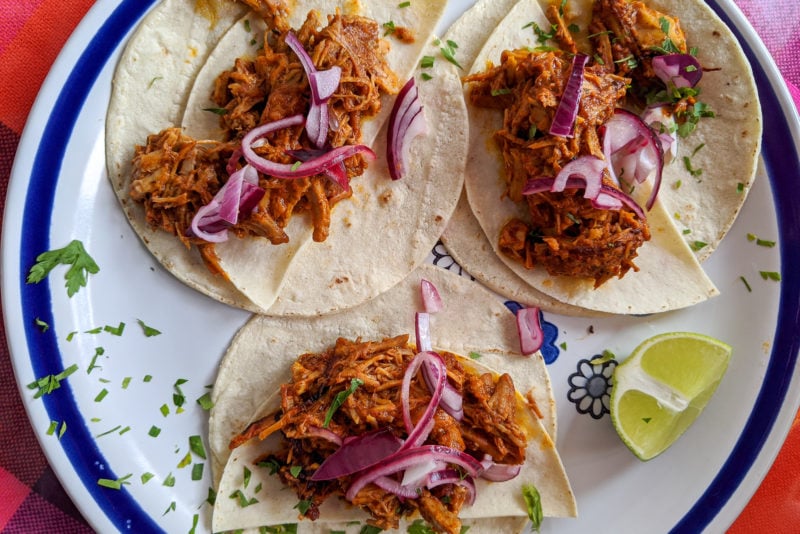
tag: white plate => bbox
[2,1,799,532]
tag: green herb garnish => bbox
[440,40,462,69]
[522,484,543,532]
[137,319,161,337]
[740,276,752,292]
[27,239,99,297]
[98,473,132,490]
[203,107,228,115]
[28,363,79,399]
[323,378,364,428]
[759,271,781,281]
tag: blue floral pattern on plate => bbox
[567,357,617,419]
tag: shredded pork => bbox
[128,5,399,274]
[230,335,529,533]
[465,48,650,286]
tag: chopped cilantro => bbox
[440,40,462,69]
[136,319,161,337]
[408,519,436,534]
[190,435,207,459]
[559,341,567,350]
[27,239,99,297]
[383,20,396,36]
[203,107,228,115]
[192,463,204,481]
[94,388,109,402]
[103,322,125,336]
[522,484,543,532]
[642,417,652,423]
[523,21,558,44]
[173,378,189,408]
[98,473,132,490]
[420,55,435,69]
[420,72,433,81]
[96,424,122,438]
[294,499,313,515]
[147,76,163,89]
[759,271,781,281]
[289,465,302,478]
[177,451,192,469]
[398,1,411,7]
[230,489,258,507]
[196,391,214,410]
[35,317,49,332]
[148,425,161,437]
[258,458,282,475]
[87,347,106,374]
[47,421,58,436]
[740,276,752,292]
[122,376,132,389]
[682,156,703,178]
[243,466,252,488]
[323,378,364,428]
[28,364,79,399]
[160,404,170,417]
[468,351,482,360]
[690,241,708,251]
[243,19,251,32]
[206,487,217,506]
[162,501,176,515]
[141,472,155,484]
[163,472,176,487]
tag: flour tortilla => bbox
[106,0,466,316]
[442,0,761,315]
[209,265,576,532]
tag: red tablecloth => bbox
[1,1,798,532]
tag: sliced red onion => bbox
[641,104,678,162]
[401,351,446,447]
[516,307,544,356]
[479,455,522,482]
[401,456,443,487]
[549,53,588,137]
[652,53,703,89]
[427,469,477,506]
[387,77,428,180]
[286,147,349,190]
[420,278,443,313]
[414,299,464,421]
[284,31,342,148]
[306,425,343,447]
[311,428,402,481]
[242,116,375,180]
[372,475,424,499]
[345,444,484,501]
[601,109,664,210]
[551,155,607,200]
[189,164,264,242]
[415,312,432,352]
[523,176,645,220]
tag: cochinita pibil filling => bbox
[230,335,531,534]
[465,0,703,287]
[128,2,399,277]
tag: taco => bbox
[106,0,466,316]
[209,265,576,533]
[441,0,760,315]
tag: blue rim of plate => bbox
[11,0,800,532]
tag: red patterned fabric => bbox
[0,1,797,532]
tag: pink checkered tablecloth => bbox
[0,0,798,532]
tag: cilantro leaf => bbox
[323,378,363,428]
[522,484,543,532]
[27,240,99,297]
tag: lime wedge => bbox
[610,332,732,460]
